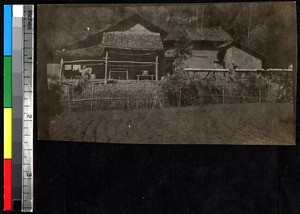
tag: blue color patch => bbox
[4,5,12,56]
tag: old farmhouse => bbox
[54,14,264,82]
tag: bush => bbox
[273,72,294,103]
[163,69,293,106]
[47,82,63,116]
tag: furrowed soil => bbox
[49,103,295,145]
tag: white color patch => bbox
[13,5,24,17]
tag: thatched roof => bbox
[101,31,164,51]
[164,27,233,42]
[54,45,105,59]
[66,14,168,50]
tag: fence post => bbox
[267,84,270,101]
[91,82,94,110]
[127,99,130,110]
[68,81,71,112]
[158,99,163,108]
[155,55,159,81]
[68,100,71,112]
[222,85,225,104]
[59,58,64,84]
[178,90,182,107]
[104,51,108,84]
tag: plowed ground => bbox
[49,103,295,145]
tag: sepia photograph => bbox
[37,2,296,145]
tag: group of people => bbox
[228,61,239,81]
[79,65,93,80]
[69,65,93,80]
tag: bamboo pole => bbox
[105,51,108,84]
[68,80,71,112]
[126,99,130,110]
[91,82,94,110]
[222,86,225,104]
[155,55,159,81]
[81,63,104,66]
[108,60,156,64]
[267,85,270,101]
[64,59,106,64]
[59,58,64,84]
[248,4,252,38]
[201,4,204,31]
[108,64,153,68]
[184,68,293,73]
[178,90,182,107]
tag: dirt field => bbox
[49,103,295,145]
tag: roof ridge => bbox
[104,31,161,35]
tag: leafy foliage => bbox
[163,70,293,106]
[173,30,193,67]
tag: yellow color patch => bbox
[4,108,12,159]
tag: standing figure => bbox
[80,65,92,80]
[228,61,238,81]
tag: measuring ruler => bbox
[21,5,34,212]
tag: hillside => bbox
[37,2,296,68]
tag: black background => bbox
[1,0,300,213]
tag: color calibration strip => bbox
[4,5,34,212]
[21,5,34,212]
[4,4,13,211]
[12,5,24,211]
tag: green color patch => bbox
[4,57,12,107]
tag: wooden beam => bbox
[108,64,154,68]
[63,60,157,66]
[63,59,106,64]
[83,63,104,66]
[267,69,293,72]
[59,58,64,84]
[105,51,108,84]
[155,55,159,81]
[184,68,293,73]
[108,60,156,65]
[60,97,166,102]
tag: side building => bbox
[164,27,265,78]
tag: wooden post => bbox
[178,90,182,107]
[59,58,64,84]
[91,82,94,110]
[155,55,159,81]
[126,99,130,110]
[105,51,108,84]
[222,85,225,104]
[158,98,163,109]
[68,81,71,112]
[196,6,199,29]
[201,5,204,31]
[192,72,196,80]
[267,85,270,101]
